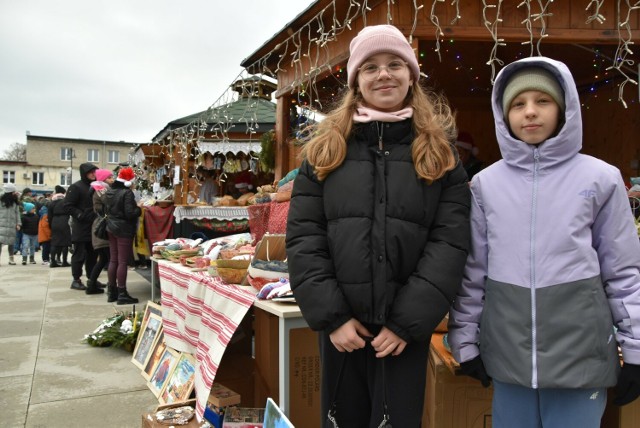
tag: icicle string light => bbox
[606,0,639,108]
[409,1,424,44]
[520,0,535,56]
[430,0,446,61]
[483,0,506,84]
[586,0,606,24]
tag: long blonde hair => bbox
[302,83,457,183]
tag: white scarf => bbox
[353,105,414,123]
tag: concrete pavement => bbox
[0,250,160,428]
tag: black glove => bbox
[458,355,492,388]
[614,363,640,406]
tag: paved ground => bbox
[0,249,160,428]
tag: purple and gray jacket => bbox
[448,56,640,389]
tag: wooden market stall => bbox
[241,0,640,182]
[139,77,279,206]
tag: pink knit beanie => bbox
[95,169,113,182]
[347,25,420,89]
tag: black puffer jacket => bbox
[48,198,71,247]
[63,162,97,242]
[286,120,471,343]
[104,181,141,238]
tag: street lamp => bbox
[68,148,76,183]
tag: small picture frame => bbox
[133,302,162,352]
[132,313,162,370]
[158,352,197,405]
[141,330,167,381]
[147,347,180,398]
[264,397,294,428]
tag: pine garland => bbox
[83,310,141,350]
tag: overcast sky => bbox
[0,0,315,154]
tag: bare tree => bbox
[1,142,26,161]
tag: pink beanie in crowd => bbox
[95,169,113,182]
[347,24,421,89]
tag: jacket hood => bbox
[491,56,582,172]
[79,162,98,184]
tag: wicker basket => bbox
[217,267,247,284]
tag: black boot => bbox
[70,279,86,290]
[50,260,60,268]
[85,280,105,295]
[107,285,118,303]
[96,280,107,288]
[61,261,71,267]
[29,256,36,264]
[117,289,139,305]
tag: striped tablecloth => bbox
[158,259,256,421]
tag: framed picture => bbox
[141,330,167,381]
[133,302,162,353]
[264,397,294,428]
[131,313,162,370]
[158,352,197,405]
[147,347,180,398]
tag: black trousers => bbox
[89,247,110,283]
[71,241,97,281]
[319,326,430,428]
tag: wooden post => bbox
[274,95,292,181]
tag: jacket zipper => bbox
[531,147,540,388]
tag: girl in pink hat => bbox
[286,24,470,426]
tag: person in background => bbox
[448,56,640,427]
[38,204,52,265]
[48,186,71,268]
[454,131,484,181]
[104,167,142,305]
[14,187,33,256]
[286,25,470,426]
[0,183,21,266]
[20,202,39,265]
[63,163,99,290]
[87,169,114,296]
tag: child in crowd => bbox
[38,204,51,265]
[448,56,640,427]
[20,202,39,265]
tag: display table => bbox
[157,258,321,427]
[173,206,249,224]
[158,259,256,421]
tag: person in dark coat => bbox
[104,167,142,305]
[63,163,99,291]
[48,186,71,267]
[285,25,471,427]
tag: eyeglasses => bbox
[358,60,408,81]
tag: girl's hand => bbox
[371,326,407,358]
[329,318,373,353]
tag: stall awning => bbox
[198,140,262,155]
